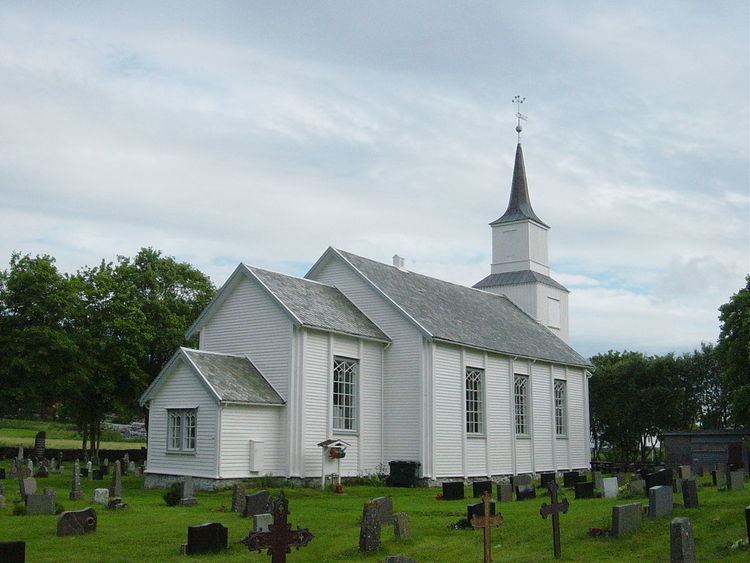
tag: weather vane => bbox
[513,95,527,142]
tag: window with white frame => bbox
[465,367,484,434]
[514,374,529,435]
[554,379,567,436]
[547,297,561,329]
[333,357,358,431]
[167,409,196,452]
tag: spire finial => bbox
[513,95,527,142]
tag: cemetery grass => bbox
[0,471,748,562]
[0,419,145,450]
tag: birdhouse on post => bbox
[317,439,351,491]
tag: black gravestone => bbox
[243,490,271,518]
[540,473,556,488]
[92,469,103,481]
[574,481,595,499]
[472,480,492,498]
[645,469,673,491]
[515,485,536,501]
[467,500,496,522]
[681,479,699,508]
[563,471,579,488]
[80,468,88,478]
[186,523,228,555]
[0,541,25,563]
[100,465,109,476]
[745,505,750,543]
[442,481,464,500]
[0,468,5,479]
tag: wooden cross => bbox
[241,491,314,563]
[470,491,503,563]
[539,481,569,558]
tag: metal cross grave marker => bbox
[471,491,503,563]
[241,491,313,563]
[539,481,569,558]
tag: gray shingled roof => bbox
[247,266,390,342]
[491,143,549,228]
[473,270,568,292]
[334,249,590,367]
[183,348,284,405]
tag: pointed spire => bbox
[491,143,549,228]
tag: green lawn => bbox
[0,419,145,450]
[0,469,748,562]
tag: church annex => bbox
[139,139,592,489]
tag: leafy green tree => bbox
[0,253,77,418]
[717,275,750,426]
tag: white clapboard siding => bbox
[219,405,285,478]
[333,334,359,359]
[552,365,570,470]
[310,256,423,464]
[433,343,463,477]
[532,363,553,472]
[145,359,219,478]
[466,439,487,476]
[567,368,588,468]
[200,275,292,400]
[486,353,513,475]
[302,329,330,477]
[359,339,384,475]
[514,439,533,474]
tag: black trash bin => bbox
[388,460,421,487]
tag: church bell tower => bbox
[474,104,570,342]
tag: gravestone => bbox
[57,451,63,471]
[497,482,513,502]
[0,495,5,509]
[79,467,88,478]
[745,505,750,544]
[712,469,726,488]
[540,473,556,488]
[20,466,31,479]
[472,480,492,498]
[49,458,57,473]
[70,461,82,500]
[602,477,619,498]
[385,557,416,563]
[615,473,628,486]
[128,461,136,474]
[393,512,410,540]
[20,476,37,500]
[515,484,536,501]
[0,542,25,563]
[243,490,271,518]
[728,470,744,490]
[57,507,97,536]
[26,459,33,474]
[372,496,394,525]
[681,479,698,508]
[186,523,228,555]
[467,499,496,521]
[231,484,246,512]
[359,501,381,553]
[442,481,464,500]
[629,479,646,496]
[673,478,683,494]
[107,497,126,510]
[26,493,55,515]
[33,432,46,461]
[92,469,103,480]
[512,474,532,487]
[574,481,595,499]
[252,513,273,533]
[648,486,673,518]
[592,471,603,492]
[611,503,643,538]
[240,491,314,559]
[86,461,93,479]
[563,471,579,488]
[670,517,696,563]
[91,454,99,467]
[109,461,122,498]
[539,482,569,558]
[678,465,691,480]
[93,488,109,505]
[179,476,197,506]
[34,465,48,478]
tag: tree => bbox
[0,253,77,418]
[113,248,215,419]
[717,275,750,427]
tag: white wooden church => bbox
[139,139,592,489]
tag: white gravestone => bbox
[602,477,619,499]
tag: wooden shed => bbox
[662,429,750,472]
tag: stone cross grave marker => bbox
[70,461,82,500]
[242,491,314,563]
[471,491,503,563]
[539,482,569,559]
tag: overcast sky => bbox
[1,1,748,358]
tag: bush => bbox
[163,482,182,506]
[12,503,27,516]
[54,502,65,515]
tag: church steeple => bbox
[491,143,549,228]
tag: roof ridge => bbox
[245,264,337,288]
[182,347,245,358]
